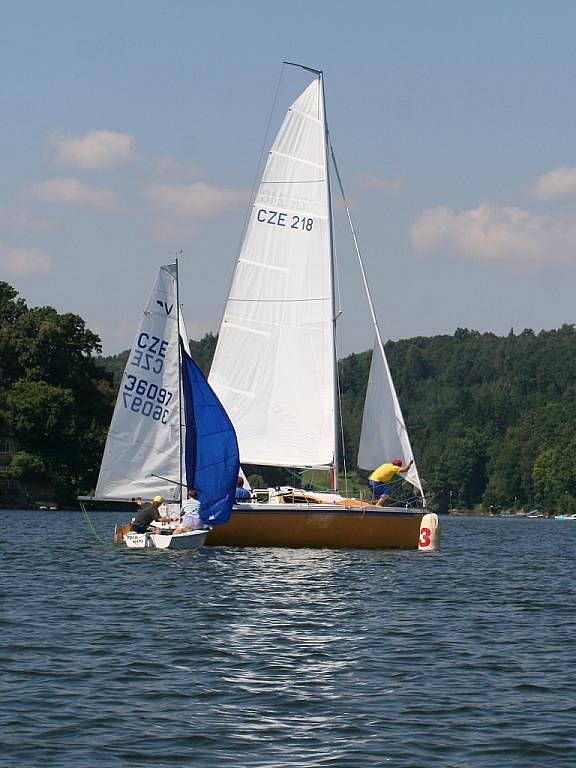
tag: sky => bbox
[2,0,576,357]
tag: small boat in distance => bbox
[205,64,438,550]
[90,262,239,550]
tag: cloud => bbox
[22,178,126,212]
[154,155,203,180]
[0,243,53,276]
[528,166,576,201]
[149,218,200,244]
[357,173,403,192]
[411,202,576,265]
[142,181,247,219]
[0,205,52,233]
[47,129,135,170]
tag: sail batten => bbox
[268,150,324,168]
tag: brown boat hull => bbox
[205,505,424,549]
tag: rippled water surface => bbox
[2,512,576,767]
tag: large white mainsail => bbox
[209,77,335,468]
[95,264,182,501]
[357,336,424,499]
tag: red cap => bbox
[392,459,403,466]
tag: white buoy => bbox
[418,512,440,551]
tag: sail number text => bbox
[256,209,314,231]
[122,375,173,423]
[130,332,169,374]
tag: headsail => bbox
[208,78,336,468]
[357,336,424,499]
[181,347,239,524]
[95,264,182,501]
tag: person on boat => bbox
[172,489,203,534]
[235,477,251,502]
[131,495,164,533]
[368,459,413,506]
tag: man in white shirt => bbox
[172,489,203,534]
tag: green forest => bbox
[2,279,576,513]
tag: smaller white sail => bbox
[357,336,424,499]
[95,264,182,501]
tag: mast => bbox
[278,62,340,489]
[175,256,183,503]
[320,71,340,492]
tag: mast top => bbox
[283,61,323,76]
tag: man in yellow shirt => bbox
[369,458,413,506]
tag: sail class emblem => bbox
[156,299,173,315]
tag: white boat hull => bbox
[123,529,209,550]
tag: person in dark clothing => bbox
[131,496,164,533]
[235,477,251,502]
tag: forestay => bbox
[357,337,424,498]
[95,264,182,501]
[209,78,335,468]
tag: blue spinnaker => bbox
[181,345,239,524]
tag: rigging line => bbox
[329,137,426,507]
[332,246,348,496]
[151,472,187,488]
[331,205,347,495]
[79,500,110,546]
[383,496,420,507]
[336,362,349,496]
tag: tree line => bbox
[0,282,113,505]
[2,279,575,512]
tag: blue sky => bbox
[2,0,576,355]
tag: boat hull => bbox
[206,504,424,549]
[123,529,209,550]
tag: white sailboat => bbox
[93,262,239,550]
[205,65,437,550]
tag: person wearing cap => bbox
[172,489,203,534]
[131,495,165,533]
[368,459,413,506]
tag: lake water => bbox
[1,512,575,767]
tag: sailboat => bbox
[205,65,438,550]
[92,262,239,550]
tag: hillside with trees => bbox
[2,278,576,513]
[340,326,576,514]
[0,282,113,506]
[99,324,576,515]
